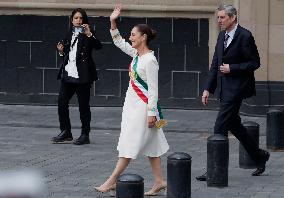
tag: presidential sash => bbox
[129,56,167,129]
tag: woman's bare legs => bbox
[145,157,167,195]
[95,157,131,192]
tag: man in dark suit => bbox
[196,4,270,181]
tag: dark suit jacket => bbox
[57,30,102,83]
[204,25,260,102]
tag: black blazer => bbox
[204,25,260,102]
[57,30,102,83]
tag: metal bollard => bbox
[239,121,259,169]
[267,109,284,151]
[116,173,144,198]
[167,152,191,198]
[207,134,229,187]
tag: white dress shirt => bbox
[64,29,80,79]
[225,23,238,48]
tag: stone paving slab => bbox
[0,104,282,198]
[0,104,267,134]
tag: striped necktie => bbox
[224,33,230,50]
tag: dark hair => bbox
[134,24,157,45]
[70,8,89,30]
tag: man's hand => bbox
[220,63,230,73]
[148,116,157,128]
[202,90,210,106]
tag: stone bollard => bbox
[267,109,284,151]
[207,134,229,187]
[167,152,191,198]
[239,121,259,169]
[116,173,144,198]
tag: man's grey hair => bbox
[218,4,237,18]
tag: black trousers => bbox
[214,100,263,165]
[58,82,91,134]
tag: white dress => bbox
[110,29,169,159]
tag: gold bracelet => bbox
[112,33,120,39]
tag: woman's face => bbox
[72,12,83,27]
[129,27,146,49]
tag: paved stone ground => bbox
[0,104,283,198]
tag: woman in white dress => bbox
[95,5,169,196]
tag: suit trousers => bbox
[214,100,263,165]
[58,82,91,134]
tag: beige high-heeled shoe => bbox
[144,183,167,196]
[94,183,116,194]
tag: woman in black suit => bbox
[52,8,102,145]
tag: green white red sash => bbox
[129,56,167,129]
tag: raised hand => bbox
[81,24,92,37]
[110,5,121,21]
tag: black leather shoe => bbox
[73,134,90,145]
[252,167,266,176]
[51,130,73,143]
[196,172,207,181]
[252,150,270,176]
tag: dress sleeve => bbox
[146,56,159,117]
[110,28,137,57]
